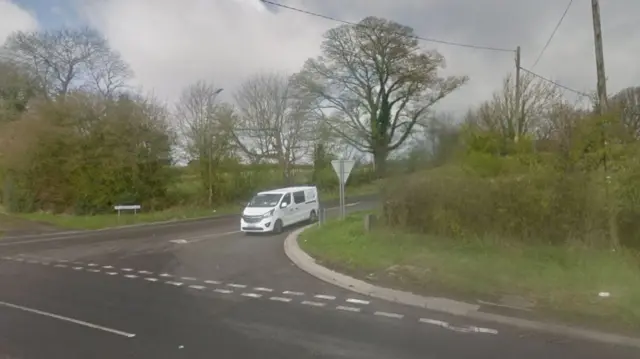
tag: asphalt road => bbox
[0,199,638,358]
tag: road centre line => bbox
[0,300,136,338]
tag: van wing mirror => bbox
[280,202,289,208]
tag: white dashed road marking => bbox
[420,318,448,327]
[227,283,246,288]
[0,300,135,338]
[336,306,361,312]
[374,311,404,319]
[301,301,326,307]
[269,297,292,302]
[346,298,369,305]
[241,293,262,298]
[6,256,500,335]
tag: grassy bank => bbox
[18,204,241,230]
[300,213,640,332]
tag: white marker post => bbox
[331,160,355,219]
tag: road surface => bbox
[0,199,638,358]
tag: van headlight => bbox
[262,209,274,218]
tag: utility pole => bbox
[591,0,618,248]
[591,0,608,114]
[514,46,521,143]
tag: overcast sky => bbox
[1,0,639,117]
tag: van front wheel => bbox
[309,210,317,223]
[273,219,283,234]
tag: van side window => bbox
[281,193,291,206]
[293,191,305,204]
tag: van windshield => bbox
[247,193,282,208]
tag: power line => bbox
[260,0,515,53]
[520,67,590,97]
[531,0,574,68]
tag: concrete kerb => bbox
[284,225,640,349]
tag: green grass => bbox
[18,204,242,230]
[319,182,380,202]
[6,179,379,231]
[300,213,640,333]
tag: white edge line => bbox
[0,300,135,338]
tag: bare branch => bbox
[233,72,315,183]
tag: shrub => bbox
[382,161,611,246]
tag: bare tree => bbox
[293,16,467,176]
[233,72,314,185]
[2,27,131,98]
[610,86,640,139]
[175,81,229,206]
[466,72,561,143]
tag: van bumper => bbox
[240,217,273,232]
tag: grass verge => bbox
[300,212,640,333]
[319,182,379,202]
[12,183,379,231]
[18,204,242,230]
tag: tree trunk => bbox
[373,146,389,179]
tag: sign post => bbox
[114,204,141,224]
[331,159,355,219]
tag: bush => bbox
[382,162,613,246]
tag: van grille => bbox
[243,215,261,224]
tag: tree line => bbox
[0,17,464,214]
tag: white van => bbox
[240,186,319,234]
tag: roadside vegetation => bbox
[300,64,640,330]
[0,17,447,231]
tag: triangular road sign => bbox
[331,160,356,184]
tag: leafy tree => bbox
[293,16,467,176]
